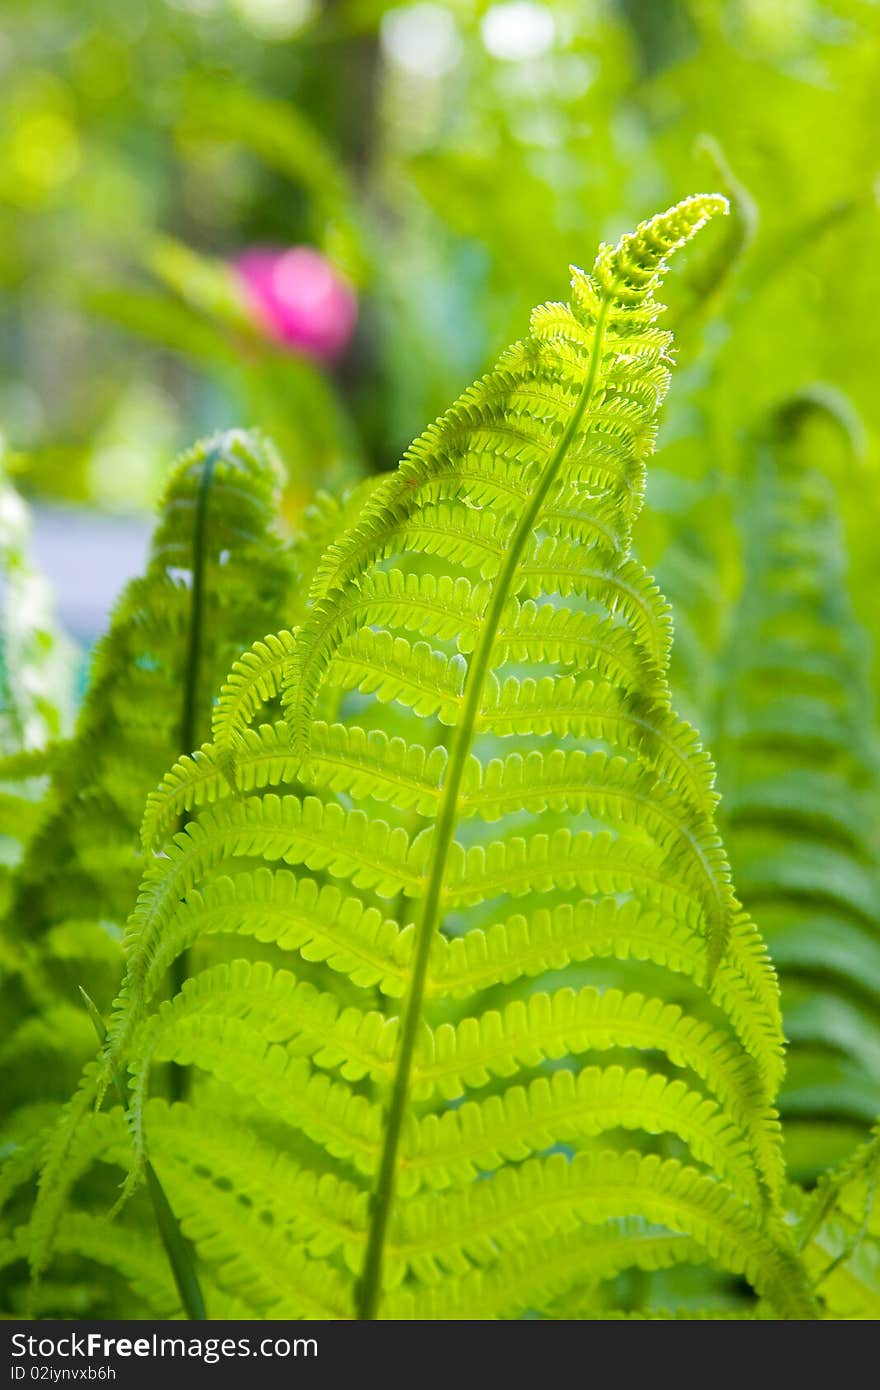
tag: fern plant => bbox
[714,396,880,1180]
[2,430,293,1021]
[0,430,298,1316]
[792,1119,880,1316]
[24,194,848,1321]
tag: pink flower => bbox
[233,246,357,363]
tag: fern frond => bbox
[715,396,880,1176]
[3,429,293,1038]
[37,197,814,1321]
[209,477,391,780]
[789,1119,880,1317]
[211,630,299,784]
[386,1222,704,1319]
[390,1151,812,1316]
[4,431,295,1316]
[122,959,779,1197]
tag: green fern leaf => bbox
[36,196,820,1322]
[2,430,293,1315]
[716,396,880,1178]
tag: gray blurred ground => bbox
[27,506,152,644]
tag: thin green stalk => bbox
[170,444,220,1101]
[79,988,206,1320]
[354,296,614,1320]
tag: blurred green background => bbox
[1,0,878,640]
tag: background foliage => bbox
[3,2,877,506]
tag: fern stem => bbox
[170,443,220,1101]
[179,445,218,758]
[355,297,614,1319]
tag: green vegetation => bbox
[1,1,879,1321]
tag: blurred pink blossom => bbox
[233,246,357,362]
